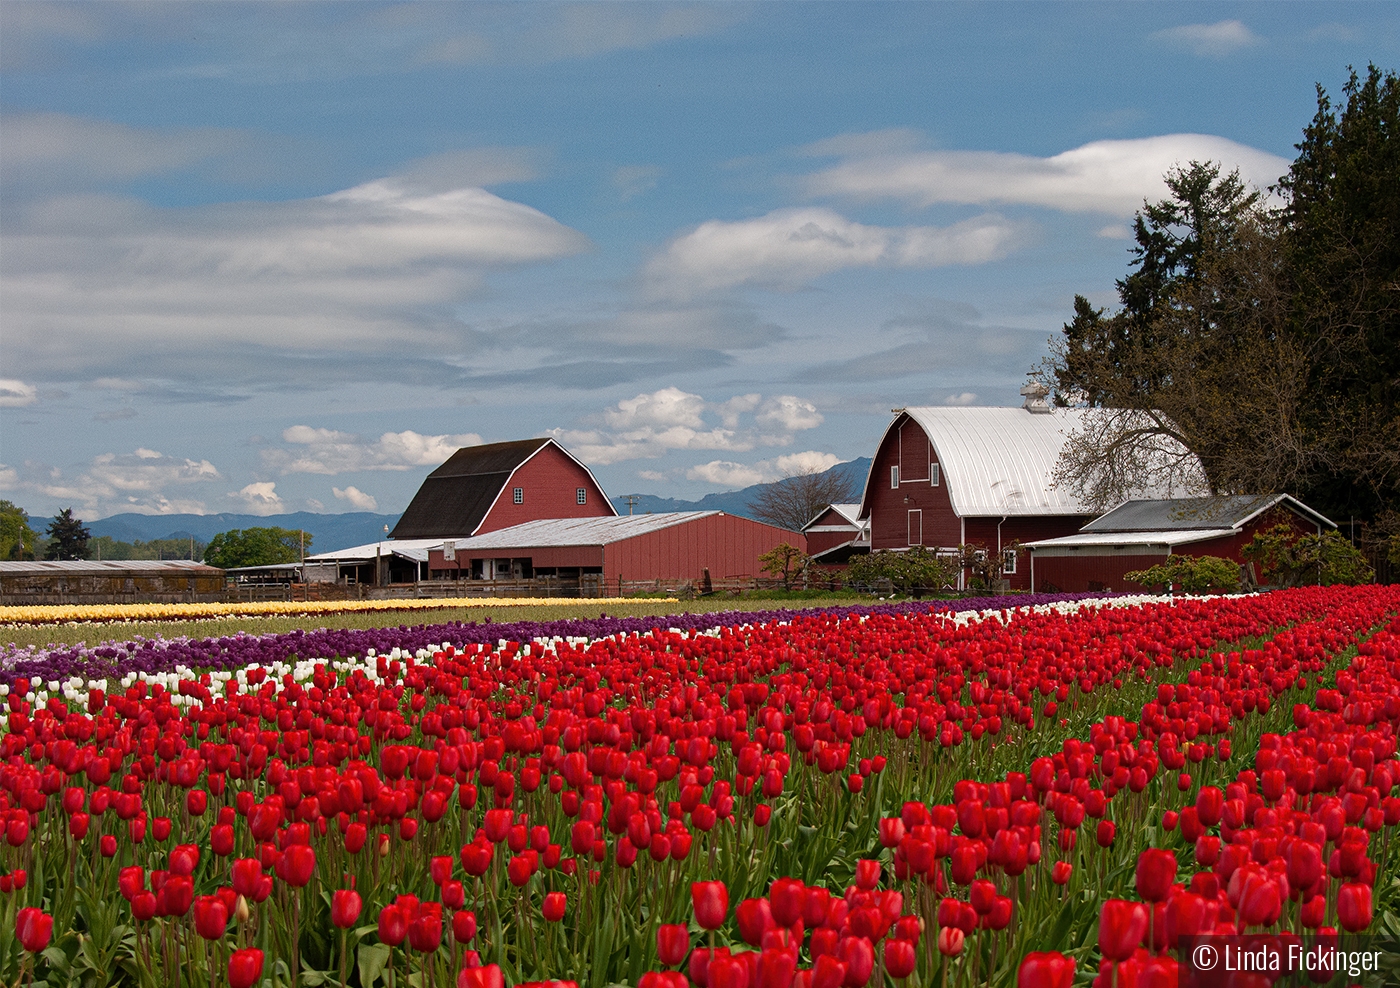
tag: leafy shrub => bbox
[1125,554,1242,593]
[847,546,958,598]
[1241,523,1374,587]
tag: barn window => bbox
[513,487,523,504]
[1002,548,1017,575]
[930,463,940,486]
[890,465,899,489]
[577,488,587,505]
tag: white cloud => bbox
[646,208,1023,298]
[1151,20,1261,58]
[333,485,379,511]
[1097,224,1133,240]
[756,395,823,433]
[686,451,842,487]
[228,482,285,515]
[264,427,483,475]
[637,470,668,482]
[605,386,707,430]
[559,388,825,465]
[0,380,39,407]
[1,166,590,382]
[943,392,978,406]
[0,465,18,490]
[802,134,1289,217]
[4,448,220,517]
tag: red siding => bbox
[604,515,803,584]
[807,530,860,555]
[898,423,930,482]
[963,515,1090,591]
[869,418,961,550]
[477,445,612,534]
[1030,510,1319,592]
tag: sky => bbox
[2,2,1397,526]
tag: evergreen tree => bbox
[43,508,91,561]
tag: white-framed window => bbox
[513,487,523,504]
[930,463,940,486]
[890,465,899,489]
[577,488,587,504]
[1003,548,1017,575]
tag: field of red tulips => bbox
[3,585,1400,988]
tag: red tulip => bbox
[736,898,775,946]
[100,834,117,857]
[1134,849,1176,903]
[1095,820,1115,848]
[332,889,362,929]
[431,855,454,886]
[1017,952,1074,988]
[1287,841,1323,893]
[379,904,408,946]
[229,948,264,988]
[769,878,806,928]
[811,955,847,988]
[658,923,691,967]
[458,964,505,988]
[1098,900,1147,961]
[543,891,567,922]
[1051,861,1072,885]
[409,904,443,952]
[15,908,53,953]
[193,895,228,940]
[277,844,315,887]
[1237,871,1282,928]
[757,946,797,988]
[211,823,235,856]
[170,843,200,876]
[1338,882,1373,932]
[231,858,262,898]
[936,927,963,956]
[854,860,881,890]
[883,940,915,979]
[453,909,478,944]
[693,881,729,930]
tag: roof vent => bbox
[1020,381,1051,413]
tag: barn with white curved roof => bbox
[856,387,1192,590]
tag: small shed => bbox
[0,560,227,605]
[302,539,453,586]
[425,512,803,594]
[803,504,870,566]
[1022,493,1334,592]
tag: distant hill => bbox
[87,512,402,554]
[608,458,871,525]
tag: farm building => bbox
[390,438,614,539]
[856,385,1202,590]
[0,560,226,604]
[804,504,870,565]
[300,539,445,586]
[1022,493,1334,592]
[424,512,802,595]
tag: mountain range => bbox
[86,458,872,553]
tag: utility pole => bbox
[623,495,640,516]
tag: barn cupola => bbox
[1020,381,1051,413]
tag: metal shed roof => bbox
[1083,493,1335,533]
[437,512,723,550]
[803,503,865,532]
[304,539,457,564]
[1022,529,1237,556]
[0,560,223,575]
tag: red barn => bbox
[425,512,802,591]
[1022,494,1334,592]
[390,438,614,539]
[857,397,1108,589]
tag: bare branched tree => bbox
[750,468,860,533]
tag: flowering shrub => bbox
[0,585,1397,988]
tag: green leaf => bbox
[358,942,392,988]
[300,971,329,986]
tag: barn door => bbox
[907,509,923,546]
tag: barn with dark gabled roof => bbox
[389,438,615,540]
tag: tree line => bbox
[1039,65,1399,566]
[1,501,310,568]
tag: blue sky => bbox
[2,2,1396,523]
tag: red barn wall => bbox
[869,417,962,550]
[477,446,612,534]
[604,515,803,584]
[963,515,1093,591]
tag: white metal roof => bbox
[803,503,865,532]
[1021,528,1237,557]
[304,538,461,564]
[435,512,724,551]
[858,406,1204,519]
[0,559,221,574]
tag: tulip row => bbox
[0,596,651,628]
[1,586,1396,988]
